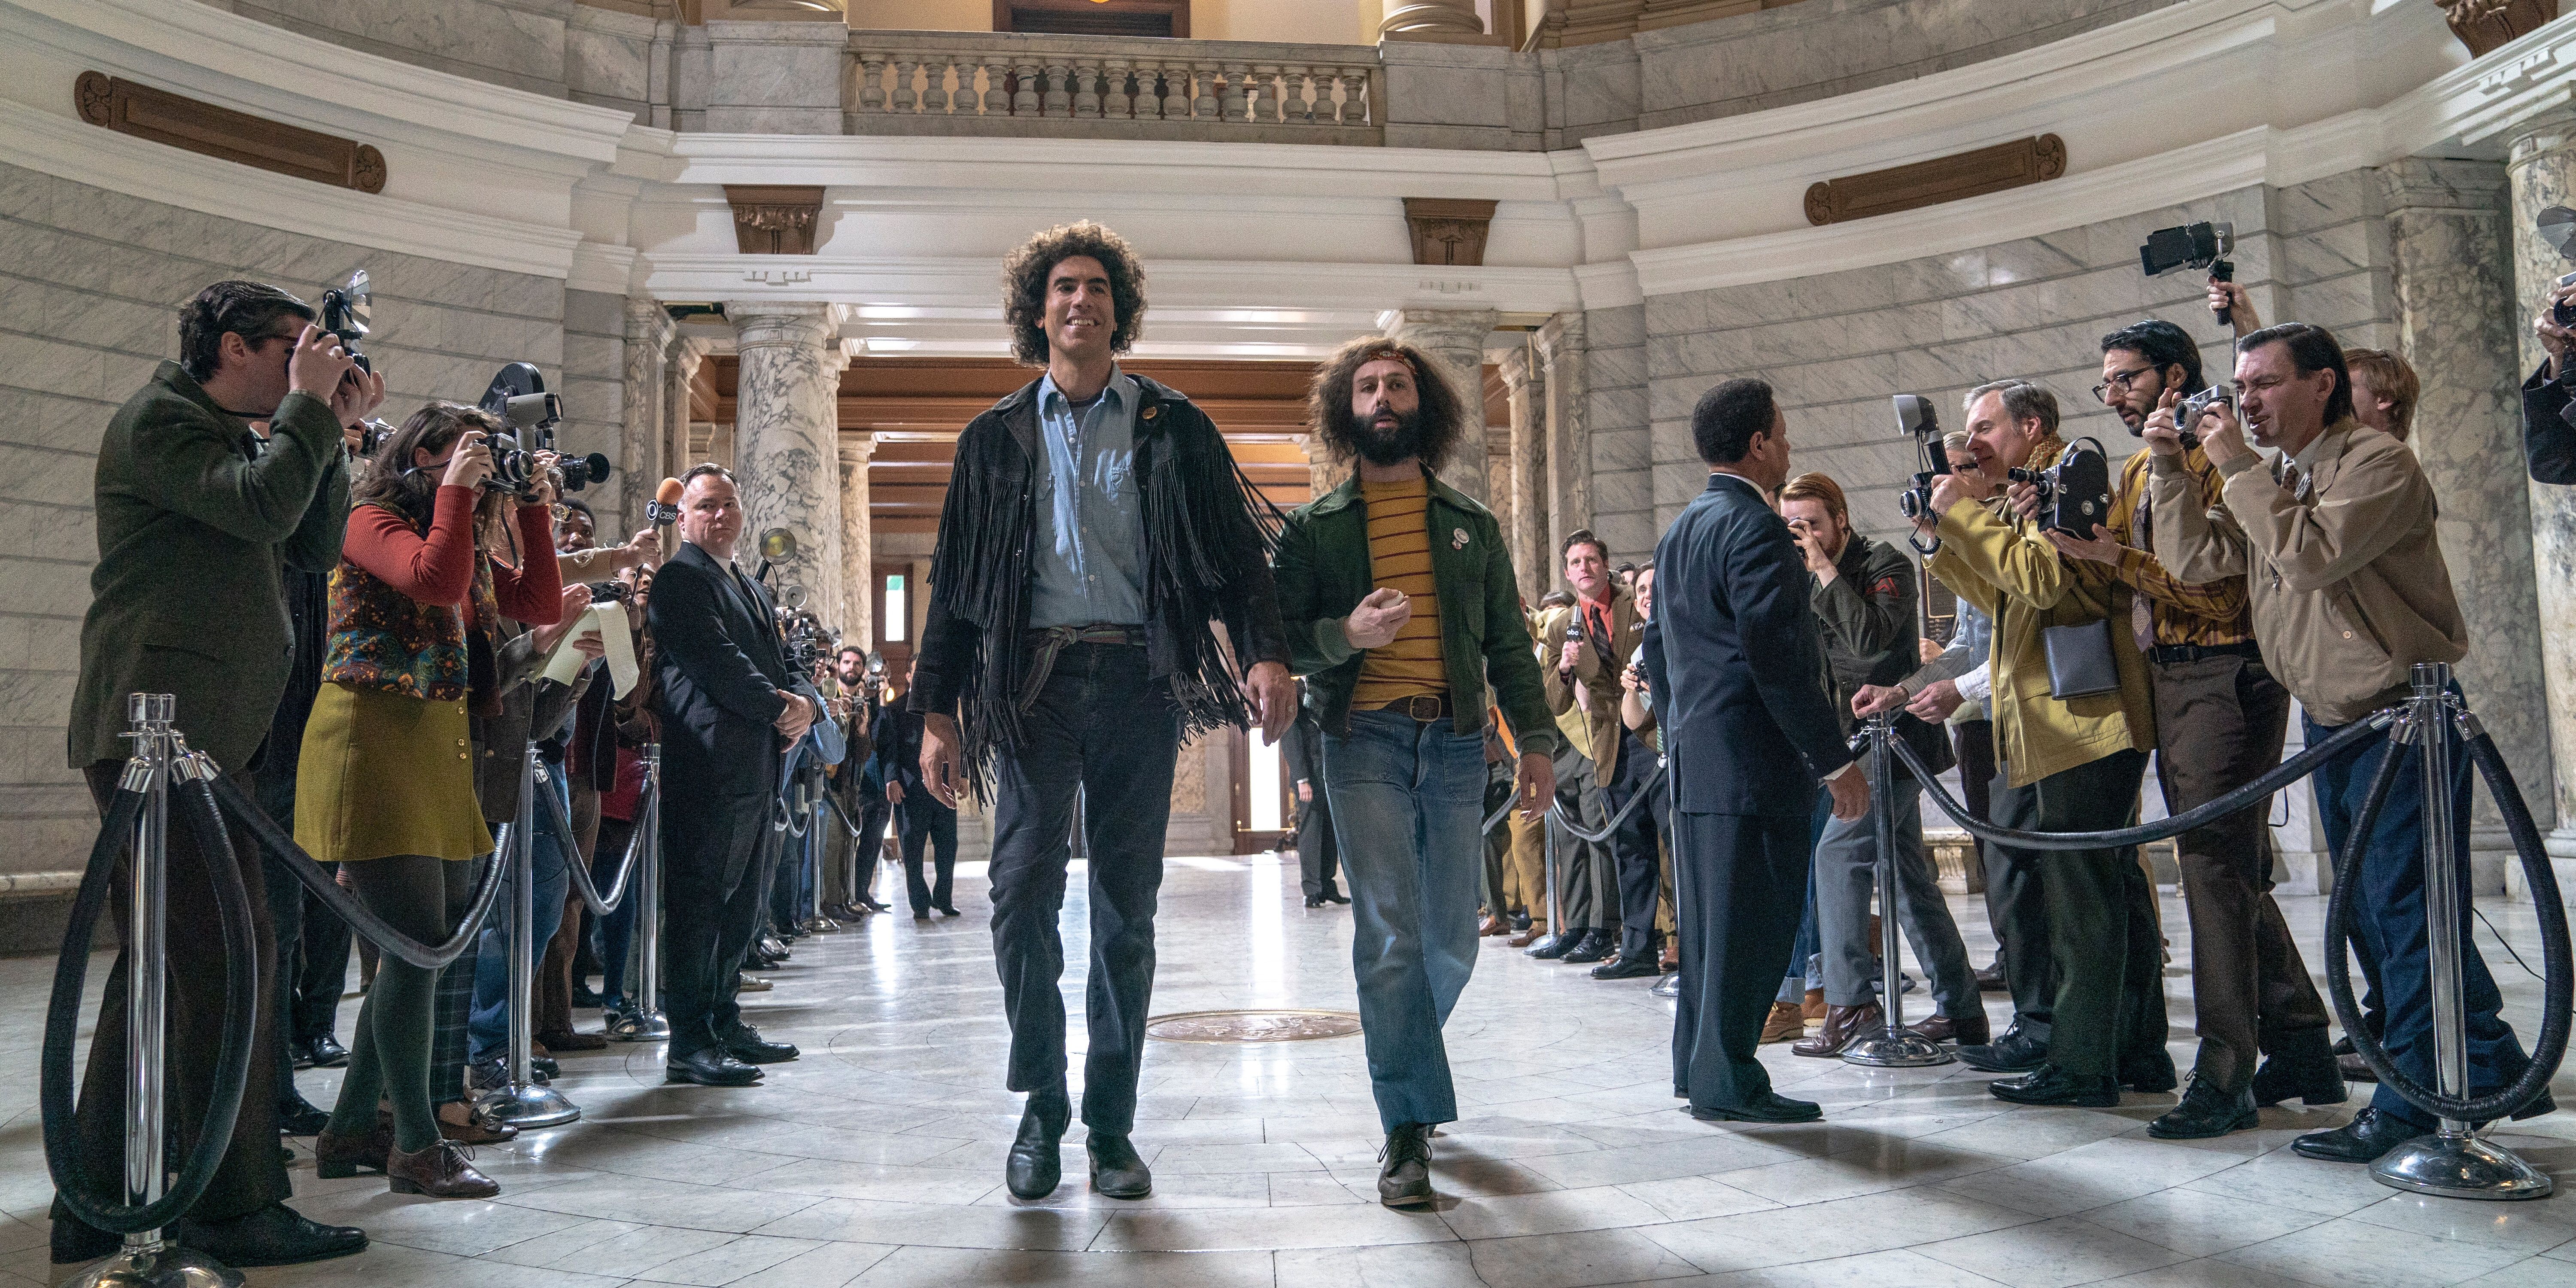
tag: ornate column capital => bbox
[838,431,878,466]
[724,300,838,352]
[1379,0,1485,37]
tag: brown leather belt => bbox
[1374,693,1452,723]
[1017,623,1146,711]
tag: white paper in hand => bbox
[539,604,641,698]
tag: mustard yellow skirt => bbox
[295,682,492,863]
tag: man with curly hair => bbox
[911,221,1296,1202]
[1269,337,1557,1206]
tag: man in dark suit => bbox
[647,463,824,1087]
[1643,377,1868,1125]
[873,661,959,918]
[1281,701,1344,907]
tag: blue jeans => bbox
[1776,794,1830,1004]
[2308,706,2528,1129]
[1325,707,1489,1132]
[468,759,572,1064]
[591,815,638,1011]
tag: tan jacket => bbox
[2147,418,2465,727]
[1925,434,2156,789]
[1540,587,1641,776]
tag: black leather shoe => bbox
[572,982,608,1009]
[301,1034,349,1069]
[1989,1064,2120,1107]
[1685,1091,1822,1124]
[48,1203,117,1264]
[665,1046,763,1087]
[530,1054,561,1081]
[2150,1078,2258,1139]
[1322,887,1350,905]
[2251,1029,2348,1107]
[1560,929,1616,964]
[1508,911,1531,932]
[1007,1093,1069,1200]
[936,904,962,917]
[1591,954,1659,981]
[1957,1024,2049,1073]
[1377,1123,1433,1207]
[1303,896,1327,908]
[180,1202,367,1268]
[277,1093,332,1136]
[2119,1047,2179,1094]
[1975,962,2007,992]
[1087,1131,1153,1199]
[724,1028,801,1064]
[2293,1108,2425,1163]
[1525,929,1579,960]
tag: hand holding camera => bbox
[441,430,495,490]
[287,323,357,401]
[330,365,386,433]
[1786,516,1836,576]
[2193,392,2253,469]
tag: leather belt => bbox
[1374,693,1452,723]
[2147,641,2263,666]
[1017,623,1146,711]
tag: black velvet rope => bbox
[206,773,506,969]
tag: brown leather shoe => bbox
[388,1140,499,1198]
[1760,1002,1805,1044]
[1659,939,1680,972]
[1792,1002,1882,1057]
[1906,1011,1991,1046]
[538,1029,609,1052]
[313,1121,394,1179]
[431,1103,519,1146]
[1478,915,1506,937]
[1507,923,1546,948]
[1801,987,1826,1024]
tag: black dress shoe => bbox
[1007,1094,1070,1200]
[1686,1091,1822,1123]
[530,1054,561,1081]
[665,1046,763,1086]
[1087,1131,1153,1199]
[180,1202,367,1268]
[1989,1064,2120,1107]
[2293,1108,2426,1163]
[2149,1079,2258,1139]
[1525,929,1579,960]
[936,904,962,917]
[1303,896,1327,908]
[572,983,608,1009]
[1956,1024,2049,1073]
[724,1028,801,1064]
[1377,1123,1432,1207]
[1591,954,1659,981]
[277,1094,332,1137]
[48,1203,117,1264]
[1322,888,1351,905]
[1509,911,1531,932]
[1560,929,1616,964]
[302,1034,349,1069]
[2251,1028,2348,1107]
[2119,1048,2178,1094]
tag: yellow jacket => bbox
[1925,437,2155,789]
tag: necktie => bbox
[2130,489,2156,652]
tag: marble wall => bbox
[0,160,568,938]
[205,0,580,100]
[560,288,631,538]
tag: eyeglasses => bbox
[2091,367,2155,404]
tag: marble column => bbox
[1500,343,1548,603]
[1535,312,1590,564]
[726,301,847,632]
[664,335,708,475]
[2382,158,2555,885]
[1380,0,1485,37]
[839,435,875,651]
[2508,109,2576,878]
[1385,308,1499,504]
[621,299,674,532]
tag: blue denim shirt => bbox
[1027,367,1146,629]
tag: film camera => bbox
[2171,386,2230,449]
[2008,437,2113,535]
[2140,222,2237,327]
[1894,392,1949,523]
[318,270,372,377]
[474,361,613,500]
[2543,206,2576,327]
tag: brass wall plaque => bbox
[75,71,386,194]
[1804,134,2065,227]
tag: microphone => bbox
[650,477,682,556]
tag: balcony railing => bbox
[846,30,1382,145]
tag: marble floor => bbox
[3,854,2574,1288]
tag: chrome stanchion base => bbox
[1842,1026,1955,1068]
[64,1242,243,1288]
[611,1009,671,1042]
[2371,1130,2555,1200]
[797,916,841,935]
[474,1081,581,1130]
[1649,973,1680,999]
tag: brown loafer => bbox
[1659,940,1680,972]
[1792,1002,1882,1058]
[388,1140,498,1199]
[1760,1002,1805,1045]
[1478,915,1506,937]
[1907,1011,1991,1046]
[1507,923,1546,948]
[538,1029,610,1052]
[313,1121,393,1179]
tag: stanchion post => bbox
[2370,663,2550,1199]
[799,776,837,934]
[473,745,580,1129]
[1844,714,1950,1069]
[1528,805,1565,957]
[619,744,671,1042]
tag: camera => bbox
[780,609,835,674]
[318,270,372,377]
[355,416,394,457]
[583,579,632,606]
[2541,205,2576,327]
[2172,386,2230,449]
[2006,437,2113,535]
[2140,222,2236,326]
[1893,393,1949,524]
[473,362,612,498]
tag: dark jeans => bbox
[1993,749,2164,1076]
[988,642,1179,1134]
[1674,809,1811,1112]
[1778,795,1829,1004]
[851,796,891,906]
[62,762,288,1231]
[2308,705,2530,1130]
[659,787,778,1057]
[1602,730,1672,960]
[1298,786,1340,901]
[592,815,638,1009]
[2150,656,2327,1092]
[900,798,959,915]
[468,758,572,1064]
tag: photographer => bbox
[297,403,562,1201]
[875,659,960,920]
[58,280,378,1269]
[1777,474,1979,1058]
[820,645,891,920]
[2214,284,2421,444]
[2026,319,2341,1137]
[2524,278,2576,482]
[2151,322,2545,1163]
[1539,531,1643,969]
[1859,380,2167,1109]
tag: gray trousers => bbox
[1813,784,1976,1017]
[1550,741,1618,933]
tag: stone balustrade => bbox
[845,30,1382,144]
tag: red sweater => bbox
[344,486,564,627]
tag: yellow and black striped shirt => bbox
[1351,475,1447,708]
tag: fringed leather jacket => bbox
[910,374,1291,792]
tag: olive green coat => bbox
[68,362,350,773]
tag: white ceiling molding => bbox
[569,241,642,295]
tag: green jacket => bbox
[69,362,350,773]
[1269,469,1558,757]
